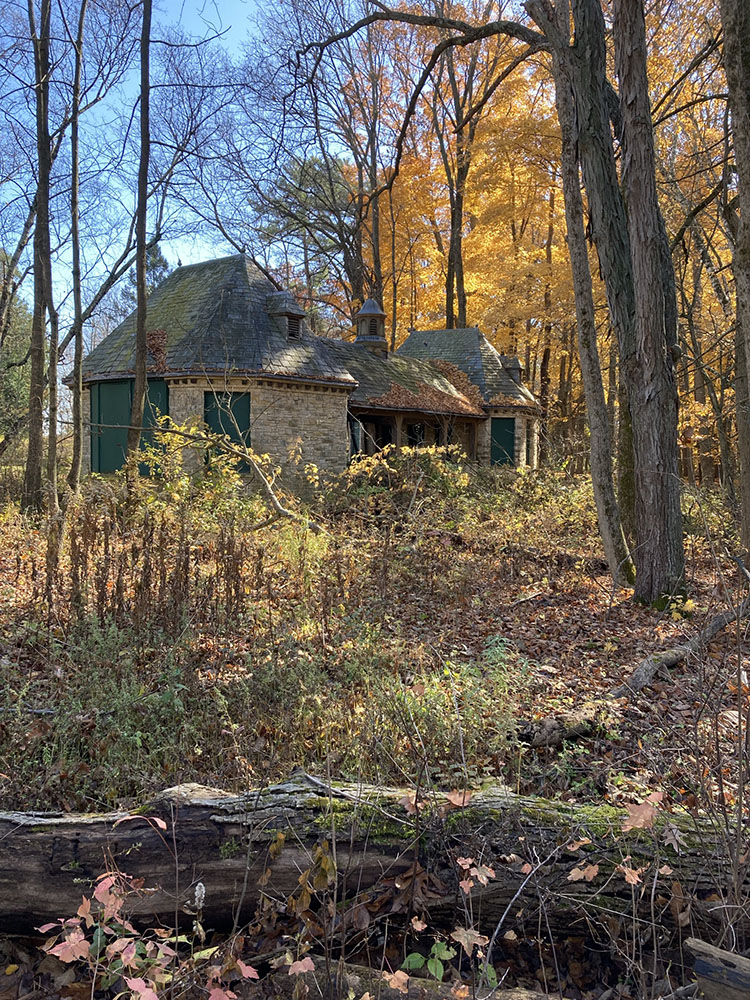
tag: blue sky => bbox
[155,0,263,266]
[156,0,261,52]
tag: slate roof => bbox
[396,328,538,408]
[81,254,355,388]
[319,340,485,417]
[80,256,531,419]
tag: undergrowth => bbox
[0,444,736,811]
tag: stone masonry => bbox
[251,380,349,480]
[168,381,206,473]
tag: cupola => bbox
[266,291,306,340]
[354,298,387,357]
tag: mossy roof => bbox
[320,341,485,416]
[81,256,524,419]
[396,328,538,407]
[81,254,355,387]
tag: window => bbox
[288,316,301,339]
[368,317,378,336]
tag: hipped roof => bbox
[80,255,533,419]
[82,254,355,387]
[397,328,538,408]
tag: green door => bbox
[90,379,168,473]
[91,380,131,473]
[490,417,515,466]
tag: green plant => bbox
[402,939,456,981]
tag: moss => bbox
[311,798,411,843]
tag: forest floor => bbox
[0,447,745,998]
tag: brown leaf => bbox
[444,790,472,809]
[382,971,410,994]
[450,927,489,956]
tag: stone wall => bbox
[251,380,349,482]
[168,381,206,473]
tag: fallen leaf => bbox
[450,927,489,956]
[382,970,409,994]
[568,863,599,882]
[444,790,472,809]
[566,838,592,851]
[288,957,315,976]
[622,792,663,833]
[411,917,427,932]
[398,794,423,816]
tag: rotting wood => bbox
[0,771,742,939]
[259,955,542,999]
[687,937,750,1000]
[610,596,750,698]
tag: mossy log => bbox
[260,956,542,999]
[0,771,738,940]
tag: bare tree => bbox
[126,0,152,459]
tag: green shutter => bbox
[91,380,131,473]
[490,417,515,466]
[204,391,251,467]
[90,378,169,474]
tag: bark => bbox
[0,772,743,939]
[612,0,684,602]
[127,0,152,457]
[687,938,750,1000]
[552,39,634,585]
[719,0,750,549]
[22,0,53,513]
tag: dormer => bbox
[267,291,306,340]
[354,298,387,357]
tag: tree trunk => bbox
[719,0,750,549]
[612,0,684,602]
[127,0,152,458]
[0,773,742,940]
[22,0,53,513]
[553,43,634,584]
[66,1,88,494]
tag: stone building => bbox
[76,253,539,481]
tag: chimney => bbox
[354,298,387,357]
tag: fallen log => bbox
[260,955,542,999]
[0,771,742,942]
[610,595,750,698]
[687,937,750,1000]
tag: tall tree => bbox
[127,0,152,458]
[718,0,750,548]
[612,0,684,599]
[22,0,54,512]
[66,0,89,494]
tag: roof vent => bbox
[501,355,523,385]
[266,291,306,340]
